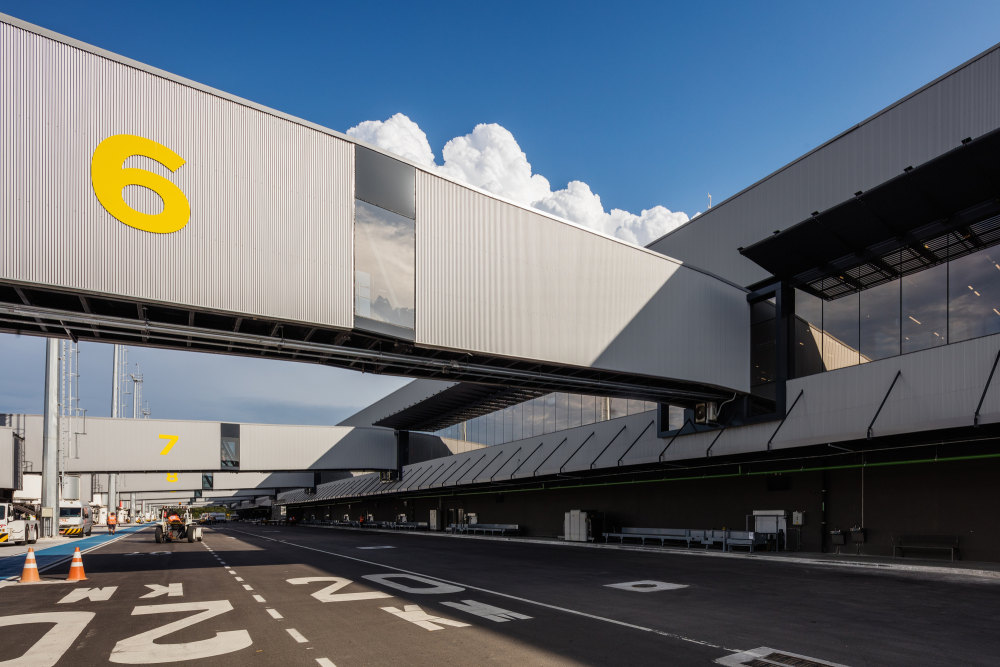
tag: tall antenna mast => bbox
[130,363,143,420]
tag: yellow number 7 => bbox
[158,434,179,455]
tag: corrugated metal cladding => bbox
[0,22,354,327]
[62,418,221,472]
[416,172,750,393]
[0,426,15,489]
[650,45,1000,287]
[112,471,313,491]
[239,424,397,471]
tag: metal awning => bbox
[372,383,547,432]
[739,128,1000,299]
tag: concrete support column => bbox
[108,473,117,516]
[41,338,59,538]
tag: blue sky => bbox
[1,1,999,423]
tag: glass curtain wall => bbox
[354,147,416,337]
[792,244,1000,378]
[435,393,658,446]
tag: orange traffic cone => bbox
[66,547,87,581]
[19,548,40,584]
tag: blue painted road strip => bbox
[0,525,149,580]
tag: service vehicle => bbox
[0,500,39,545]
[58,499,93,537]
[154,507,203,543]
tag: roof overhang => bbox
[739,128,1000,299]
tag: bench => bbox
[602,527,694,547]
[725,530,768,553]
[893,535,960,561]
[388,521,427,531]
[447,523,519,536]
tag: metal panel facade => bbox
[649,45,1000,286]
[16,415,396,472]
[0,21,354,328]
[65,418,221,472]
[416,172,750,392]
[113,471,313,492]
[239,423,396,471]
[0,427,14,488]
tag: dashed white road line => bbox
[242,584,254,591]
[286,628,308,643]
[267,608,283,619]
[228,570,236,575]
[253,594,266,603]
[316,658,336,667]
[235,577,244,582]
[233,528,737,653]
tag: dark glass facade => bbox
[793,245,1000,378]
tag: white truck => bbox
[58,500,94,537]
[0,501,40,546]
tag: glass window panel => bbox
[668,405,685,431]
[627,399,647,415]
[567,394,583,428]
[751,297,777,325]
[581,395,597,425]
[503,407,513,444]
[902,262,948,353]
[949,248,1000,343]
[860,279,900,362]
[355,146,416,219]
[750,320,776,386]
[823,293,860,370]
[543,394,556,434]
[354,200,415,333]
[793,289,824,378]
[610,398,628,419]
[554,393,568,431]
[512,404,522,442]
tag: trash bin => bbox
[850,528,866,544]
[829,529,846,545]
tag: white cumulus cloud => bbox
[346,113,436,168]
[346,114,688,247]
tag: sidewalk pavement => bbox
[0,524,149,580]
[286,522,1000,581]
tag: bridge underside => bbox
[0,283,734,418]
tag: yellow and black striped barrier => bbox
[59,526,84,536]
[0,533,8,542]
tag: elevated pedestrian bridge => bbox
[0,14,750,419]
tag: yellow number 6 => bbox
[91,134,190,234]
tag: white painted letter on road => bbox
[140,583,183,599]
[110,600,252,664]
[380,605,470,632]
[58,587,119,604]
[0,611,95,666]
[363,573,464,595]
[440,599,532,623]
[287,577,392,603]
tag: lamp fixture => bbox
[908,315,921,325]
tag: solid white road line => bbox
[286,628,308,643]
[230,528,736,653]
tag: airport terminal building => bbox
[1,15,999,560]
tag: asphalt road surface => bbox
[0,523,997,666]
